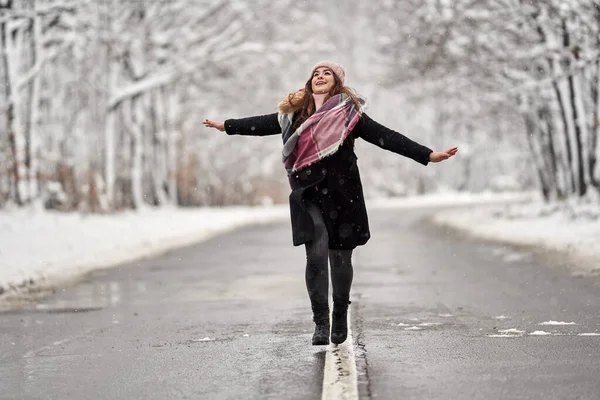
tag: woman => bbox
[204,61,457,346]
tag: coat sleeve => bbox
[224,113,281,136]
[354,113,432,165]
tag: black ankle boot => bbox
[331,300,350,345]
[312,319,330,345]
[311,307,330,345]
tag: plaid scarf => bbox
[279,93,365,176]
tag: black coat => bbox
[224,113,432,250]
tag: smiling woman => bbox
[313,62,344,93]
[313,66,336,94]
[203,60,458,347]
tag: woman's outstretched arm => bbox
[355,114,457,165]
[203,113,281,136]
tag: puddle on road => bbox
[489,246,532,263]
[4,271,306,314]
[176,275,306,302]
[39,306,105,314]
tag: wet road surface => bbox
[1,207,599,399]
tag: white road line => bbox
[322,307,359,400]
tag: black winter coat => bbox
[224,113,432,250]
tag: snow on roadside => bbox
[0,192,529,302]
[430,200,600,275]
[367,190,533,209]
[0,205,289,299]
[3,190,594,306]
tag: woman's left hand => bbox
[429,147,458,163]
[203,119,225,132]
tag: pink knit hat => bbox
[311,60,345,85]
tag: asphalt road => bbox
[1,207,599,400]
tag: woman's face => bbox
[311,67,335,94]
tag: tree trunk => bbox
[122,97,144,209]
[104,55,118,209]
[535,13,574,196]
[5,20,26,205]
[552,80,576,195]
[540,106,562,199]
[166,89,178,205]
[28,0,43,203]
[103,0,120,210]
[562,19,587,197]
[0,2,21,205]
[523,110,551,201]
[568,73,587,197]
[589,58,600,191]
[151,88,168,206]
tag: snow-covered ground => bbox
[431,198,600,276]
[0,204,290,302]
[1,191,598,307]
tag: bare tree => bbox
[376,0,600,201]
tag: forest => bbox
[1,0,598,212]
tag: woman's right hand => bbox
[203,119,225,132]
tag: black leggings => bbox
[304,202,353,311]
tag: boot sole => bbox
[312,337,330,345]
[330,334,347,345]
